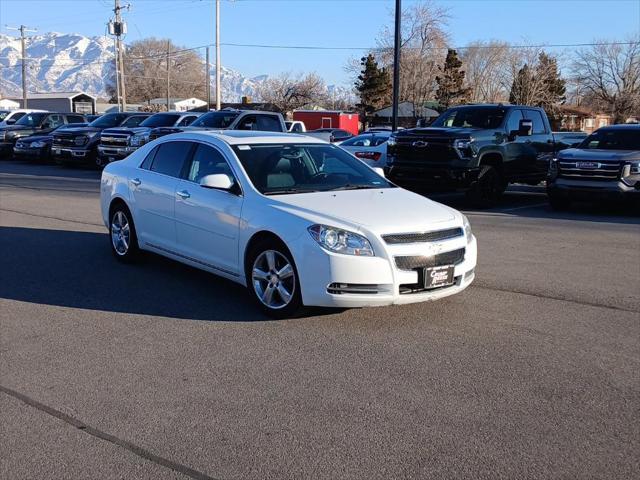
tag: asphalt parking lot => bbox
[1,160,639,479]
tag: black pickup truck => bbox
[51,112,150,166]
[386,104,585,206]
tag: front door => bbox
[130,141,193,251]
[174,142,243,276]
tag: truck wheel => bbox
[548,191,571,211]
[466,165,504,208]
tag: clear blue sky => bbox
[1,0,638,87]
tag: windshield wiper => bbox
[327,184,379,191]
[263,188,319,195]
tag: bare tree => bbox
[461,41,512,103]
[375,0,449,109]
[572,36,640,123]
[257,72,327,114]
[107,38,206,104]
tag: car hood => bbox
[55,126,103,135]
[17,134,52,143]
[396,127,478,139]
[3,125,37,134]
[101,127,151,136]
[558,148,640,162]
[269,187,459,233]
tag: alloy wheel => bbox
[251,250,296,309]
[111,210,131,256]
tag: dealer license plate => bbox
[424,265,455,289]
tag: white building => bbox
[149,97,207,112]
[0,98,20,110]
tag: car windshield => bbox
[191,111,239,128]
[140,113,181,127]
[89,113,131,128]
[580,129,640,150]
[431,107,507,129]
[232,143,394,195]
[15,113,47,127]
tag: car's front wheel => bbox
[246,239,302,319]
[109,203,140,262]
[466,165,506,208]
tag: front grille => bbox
[395,248,465,271]
[391,134,456,166]
[558,161,620,181]
[100,134,129,147]
[383,227,463,244]
[52,134,75,147]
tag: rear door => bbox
[130,141,194,251]
[522,109,555,179]
[174,142,243,275]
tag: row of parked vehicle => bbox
[2,104,638,209]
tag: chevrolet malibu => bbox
[100,131,477,318]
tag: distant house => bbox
[149,97,207,112]
[559,105,613,134]
[11,91,96,114]
[372,102,439,128]
[0,98,20,110]
[96,103,143,114]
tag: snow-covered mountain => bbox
[0,32,352,104]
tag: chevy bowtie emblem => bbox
[412,140,428,147]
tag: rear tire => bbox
[245,238,303,319]
[109,203,140,263]
[466,165,505,208]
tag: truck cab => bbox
[386,104,577,206]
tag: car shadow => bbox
[0,225,331,322]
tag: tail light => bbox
[355,151,382,161]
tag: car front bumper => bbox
[295,234,477,308]
[13,145,48,160]
[98,145,136,162]
[52,146,95,163]
[548,178,640,200]
[386,164,480,191]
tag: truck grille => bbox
[391,134,456,166]
[100,134,129,147]
[383,227,463,244]
[558,161,620,181]
[395,248,465,271]
[52,134,75,147]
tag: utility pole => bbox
[391,0,401,132]
[206,47,211,109]
[215,0,221,110]
[7,25,36,108]
[166,40,171,111]
[109,0,129,111]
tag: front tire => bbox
[109,204,140,262]
[466,165,505,208]
[246,238,302,319]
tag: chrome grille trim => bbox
[382,227,463,244]
[395,248,465,271]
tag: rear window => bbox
[149,141,193,177]
[140,114,181,128]
[580,129,640,150]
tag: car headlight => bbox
[74,136,88,146]
[129,133,149,147]
[622,161,640,186]
[308,224,374,256]
[31,141,46,148]
[387,135,397,147]
[548,157,559,178]
[462,215,473,244]
[454,138,475,158]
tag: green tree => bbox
[537,52,566,128]
[435,49,470,108]
[355,54,391,126]
[509,63,535,105]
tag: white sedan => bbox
[100,131,477,318]
[338,131,392,167]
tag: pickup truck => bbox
[96,111,201,166]
[52,112,150,166]
[147,109,287,141]
[547,124,640,209]
[385,104,585,206]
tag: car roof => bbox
[596,124,640,131]
[172,130,326,145]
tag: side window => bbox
[256,115,282,132]
[149,141,193,177]
[334,129,351,140]
[237,115,257,130]
[122,115,147,127]
[140,146,158,170]
[178,115,197,127]
[291,123,303,133]
[67,115,85,124]
[524,110,546,134]
[185,144,234,183]
[10,112,25,122]
[506,110,523,133]
[47,114,64,128]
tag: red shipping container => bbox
[292,110,359,135]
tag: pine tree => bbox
[509,64,535,105]
[355,54,391,126]
[537,52,566,128]
[435,49,470,108]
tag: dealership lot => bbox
[1,161,639,479]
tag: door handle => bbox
[176,190,191,199]
[131,178,141,186]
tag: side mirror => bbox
[199,173,234,191]
[372,167,385,178]
[518,119,533,137]
[6,118,16,125]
